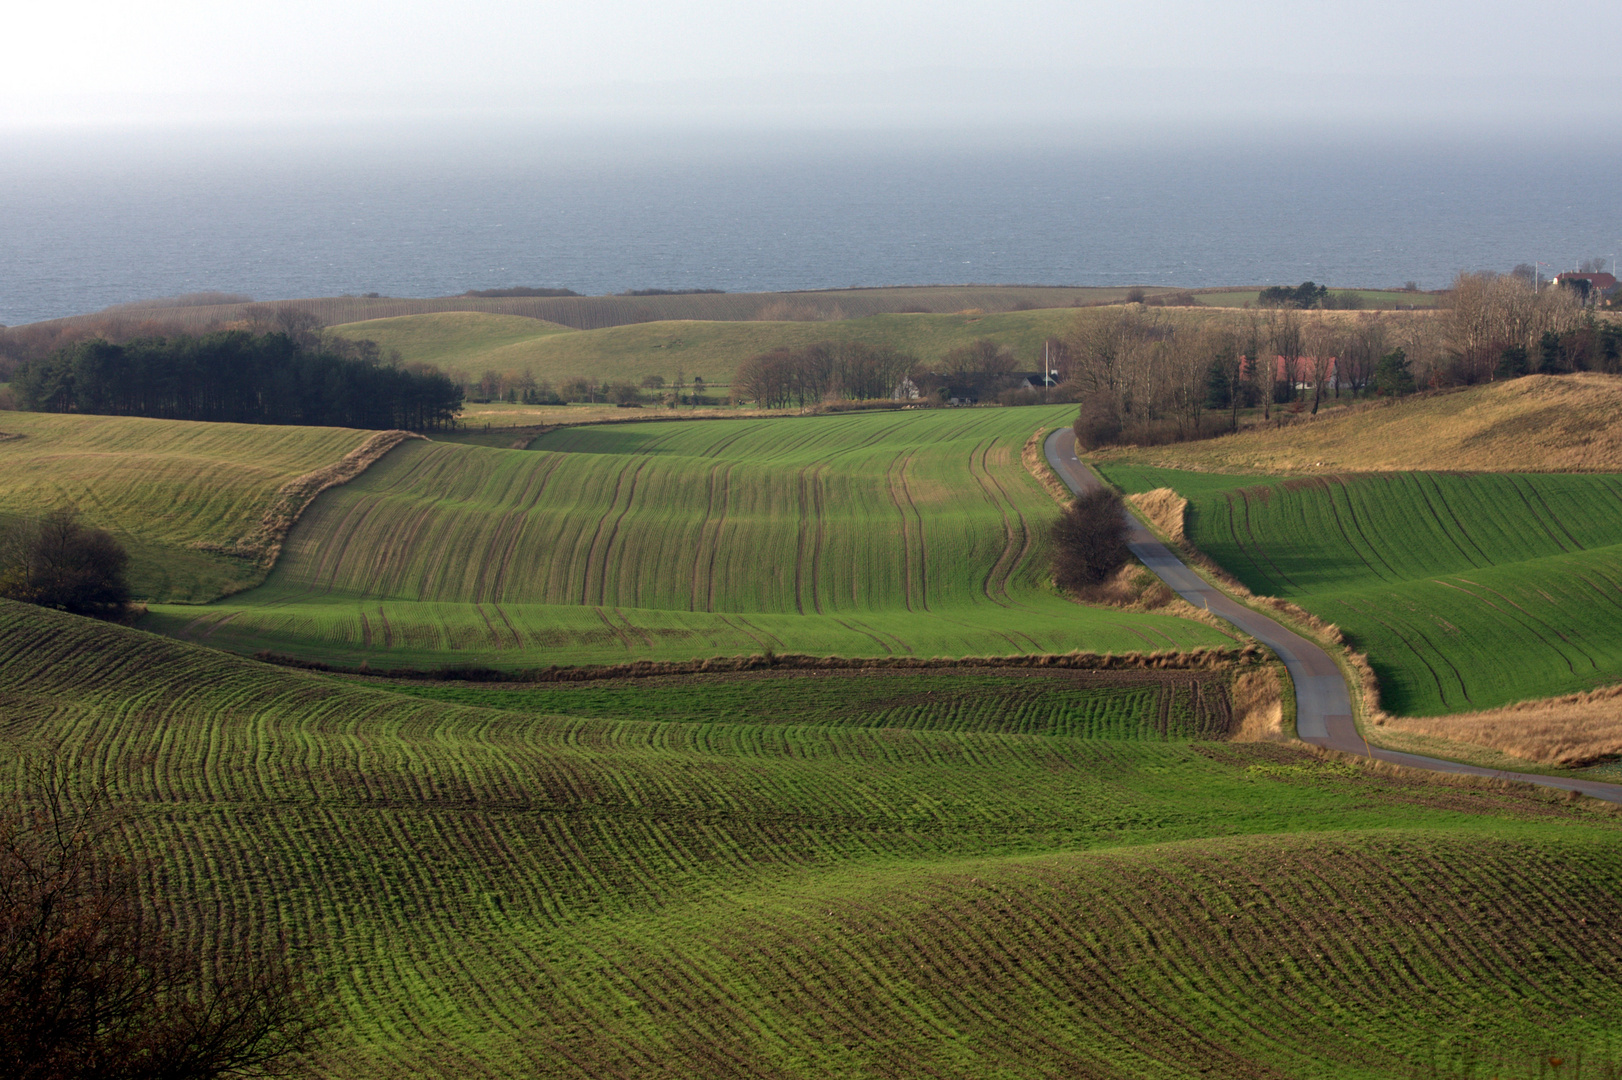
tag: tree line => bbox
[12,331,463,431]
[731,339,1035,409]
[1064,272,1621,450]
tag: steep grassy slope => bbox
[150,407,1233,667]
[1095,373,1622,474]
[329,309,1080,386]
[1102,465,1622,716]
[7,601,1621,1077]
[0,412,372,600]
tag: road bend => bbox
[1043,426,1622,803]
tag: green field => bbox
[0,411,373,600]
[1102,464,1622,715]
[328,308,1082,387]
[146,407,1233,667]
[9,600,1622,1077]
[387,666,1239,739]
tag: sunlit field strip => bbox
[150,407,1233,667]
[1103,465,1622,713]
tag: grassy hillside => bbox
[1102,464,1622,717]
[1095,373,1622,474]
[328,311,575,366]
[148,406,1233,667]
[0,412,372,601]
[38,285,1155,336]
[8,600,1622,1077]
[329,308,1081,386]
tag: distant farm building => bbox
[1239,355,1343,391]
[1554,272,1619,303]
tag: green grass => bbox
[386,667,1238,739]
[9,600,1622,1077]
[329,309,1083,387]
[0,412,372,601]
[1103,464,1622,714]
[328,311,575,367]
[147,406,1233,668]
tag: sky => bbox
[6,0,1618,133]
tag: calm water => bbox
[2,127,1617,326]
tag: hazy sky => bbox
[6,0,1617,132]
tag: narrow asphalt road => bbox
[1044,426,1622,803]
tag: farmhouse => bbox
[1554,271,1619,303]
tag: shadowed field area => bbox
[7,600,1622,1077]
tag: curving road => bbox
[1044,427,1622,803]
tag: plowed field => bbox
[1103,465,1622,714]
[8,600,1621,1077]
[149,407,1231,667]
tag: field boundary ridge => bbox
[193,429,423,573]
[256,645,1264,683]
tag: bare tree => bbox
[1,772,319,1079]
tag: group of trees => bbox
[732,342,920,408]
[1439,271,1616,384]
[13,331,463,431]
[731,338,1039,409]
[0,508,130,619]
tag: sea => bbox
[1,123,1618,327]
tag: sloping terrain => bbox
[6,601,1620,1077]
[328,308,1080,387]
[0,412,374,600]
[1097,373,1622,474]
[1102,465,1622,717]
[149,407,1233,667]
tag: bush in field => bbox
[1050,490,1130,593]
[1,779,318,1079]
[0,508,130,618]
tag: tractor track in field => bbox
[884,449,931,613]
[1413,473,1493,568]
[582,459,650,608]
[895,451,931,612]
[1321,480,1392,583]
[1045,427,1622,802]
[967,439,1046,650]
[1451,577,1598,670]
[689,462,728,612]
[481,454,565,603]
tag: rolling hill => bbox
[8,598,1621,1077]
[147,406,1234,668]
[327,308,1081,387]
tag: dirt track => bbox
[1044,426,1622,803]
